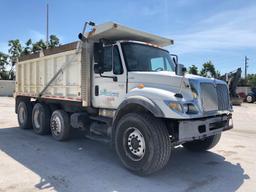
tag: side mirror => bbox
[176,64,187,76]
[94,64,103,74]
[78,33,86,42]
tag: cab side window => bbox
[113,46,123,75]
[103,46,112,72]
[103,45,123,74]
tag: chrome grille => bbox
[216,84,230,110]
[200,83,218,112]
[200,83,229,112]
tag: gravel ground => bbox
[0,97,255,192]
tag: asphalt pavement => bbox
[0,97,255,192]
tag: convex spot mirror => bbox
[177,64,187,76]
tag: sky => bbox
[0,0,256,75]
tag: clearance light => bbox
[137,84,145,89]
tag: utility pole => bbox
[46,3,49,48]
[245,56,249,80]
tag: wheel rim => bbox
[124,127,146,161]
[51,115,62,136]
[33,109,41,129]
[247,95,252,102]
[18,106,26,124]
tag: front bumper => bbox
[177,114,233,143]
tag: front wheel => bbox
[182,133,221,152]
[115,113,171,175]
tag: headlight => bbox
[184,103,199,114]
[164,100,199,114]
[164,100,183,113]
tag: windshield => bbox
[121,42,175,72]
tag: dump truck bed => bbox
[16,42,91,105]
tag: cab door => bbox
[92,44,127,109]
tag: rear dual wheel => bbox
[18,101,70,141]
[32,103,51,135]
[50,110,70,141]
[17,101,33,129]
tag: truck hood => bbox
[128,71,225,89]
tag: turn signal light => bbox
[137,84,145,89]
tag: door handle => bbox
[95,85,99,96]
[113,76,118,82]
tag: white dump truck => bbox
[15,22,233,175]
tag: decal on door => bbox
[99,89,119,97]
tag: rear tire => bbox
[246,94,255,103]
[32,103,51,135]
[115,113,171,175]
[50,110,70,141]
[182,133,221,152]
[17,101,32,129]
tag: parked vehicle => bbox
[15,21,233,175]
[220,68,243,105]
[245,87,256,103]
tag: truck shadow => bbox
[0,127,249,192]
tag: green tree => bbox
[8,39,22,67]
[32,39,47,53]
[21,39,33,56]
[49,35,60,48]
[188,65,199,75]
[0,52,9,80]
[1,35,61,79]
[238,78,248,86]
[200,61,218,78]
[247,74,256,87]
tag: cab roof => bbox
[86,22,173,47]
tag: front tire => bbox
[182,133,221,152]
[32,103,51,135]
[50,110,70,141]
[115,113,171,175]
[17,101,32,129]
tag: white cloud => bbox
[29,30,46,41]
[170,6,256,54]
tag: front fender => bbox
[123,87,200,119]
[114,87,184,122]
[115,95,164,119]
